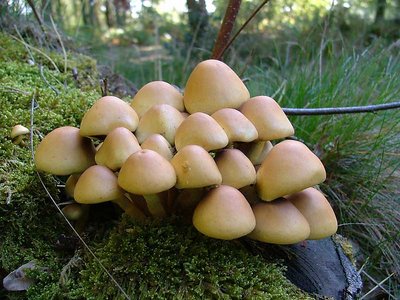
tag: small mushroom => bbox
[170,145,222,189]
[118,149,176,217]
[65,174,81,198]
[248,198,310,244]
[174,112,228,151]
[80,96,139,137]
[95,127,141,171]
[286,187,338,240]
[141,134,174,160]
[240,96,294,141]
[214,149,256,189]
[183,59,250,114]
[10,124,30,145]
[131,81,184,118]
[62,203,86,221]
[35,126,96,175]
[135,104,184,145]
[74,165,146,220]
[193,185,256,240]
[256,140,326,201]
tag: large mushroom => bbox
[35,126,96,175]
[193,185,256,240]
[118,149,176,217]
[183,59,250,114]
[256,140,326,201]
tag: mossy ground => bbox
[0,32,310,299]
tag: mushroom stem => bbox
[113,195,146,221]
[143,193,167,218]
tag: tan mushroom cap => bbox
[183,59,250,115]
[171,145,222,189]
[135,104,184,145]
[95,127,141,171]
[238,141,273,166]
[248,198,310,244]
[35,126,96,175]
[240,96,294,141]
[65,174,81,198]
[174,112,228,151]
[193,185,256,240]
[118,149,176,195]
[215,149,256,189]
[11,124,30,144]
[211,108,258,143]
[131,81,184,118]
[74,165,124,204]
[141,134,174,160]
[80,96,139,137]
[62,203,85,221]
[286,188,338,240]
[256,140,326,201]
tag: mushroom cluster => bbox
[34,59,337,244]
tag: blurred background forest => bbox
[1,0,399,299]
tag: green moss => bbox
[75,217,311,300]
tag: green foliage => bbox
[76,217,311,300]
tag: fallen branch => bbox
[283,102,400,115]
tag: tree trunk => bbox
[374,0,387,24]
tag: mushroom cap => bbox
[239,141,273,165]
[95,127,141,171]
[11,124,29,139]
[174,112,228,151]
[118,149,176,195]
[141,134,174,160]
[74,165,124,204]
[286,188,338,240]
[35,126,96,175]
[62,203,85,221]
[211,108,258,143]
[131,81,184,118]
[170,144,222,189]
[183,59,250,115]
[80,96,139,137]
[248,198,310,244]
[256,140,326,201]
[193,185,256,240]
[215,149,256,189]
[135,104,184,145]
[65,174,81,198]
[240,96,294,141]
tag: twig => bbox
[39,65,60,95]
[10,34,60,72]
[215,0,271,60]
[25,0,47,35]
[212,0,242,60]
[361,270,396,299]
[29,93,131,300]
[283,101,400,115]
[50,15,68,75]
[359,273,395,300]
[14,26,35,64]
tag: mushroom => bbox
[286,187,338,240]
[62,203,85,221]
[183,59,250,114]
[193,185,256,240]
[248,198,310,244]
[256,140,326,201]
[131,81,184,118]
[141,134,174,160]
[80,96,139,137]
[240,96,294,141]
[118,149,176,217]
[35,126,96,175]
[170,144,222,189]
[65,174,81,198]
[135,104,184,145]
[214,149,256,189]
[211,108,258,144]
[11,125,30,145]
[95,127,141,171]
[74,165,146,220]
[238,141,273,166]
[174,112,228,151]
